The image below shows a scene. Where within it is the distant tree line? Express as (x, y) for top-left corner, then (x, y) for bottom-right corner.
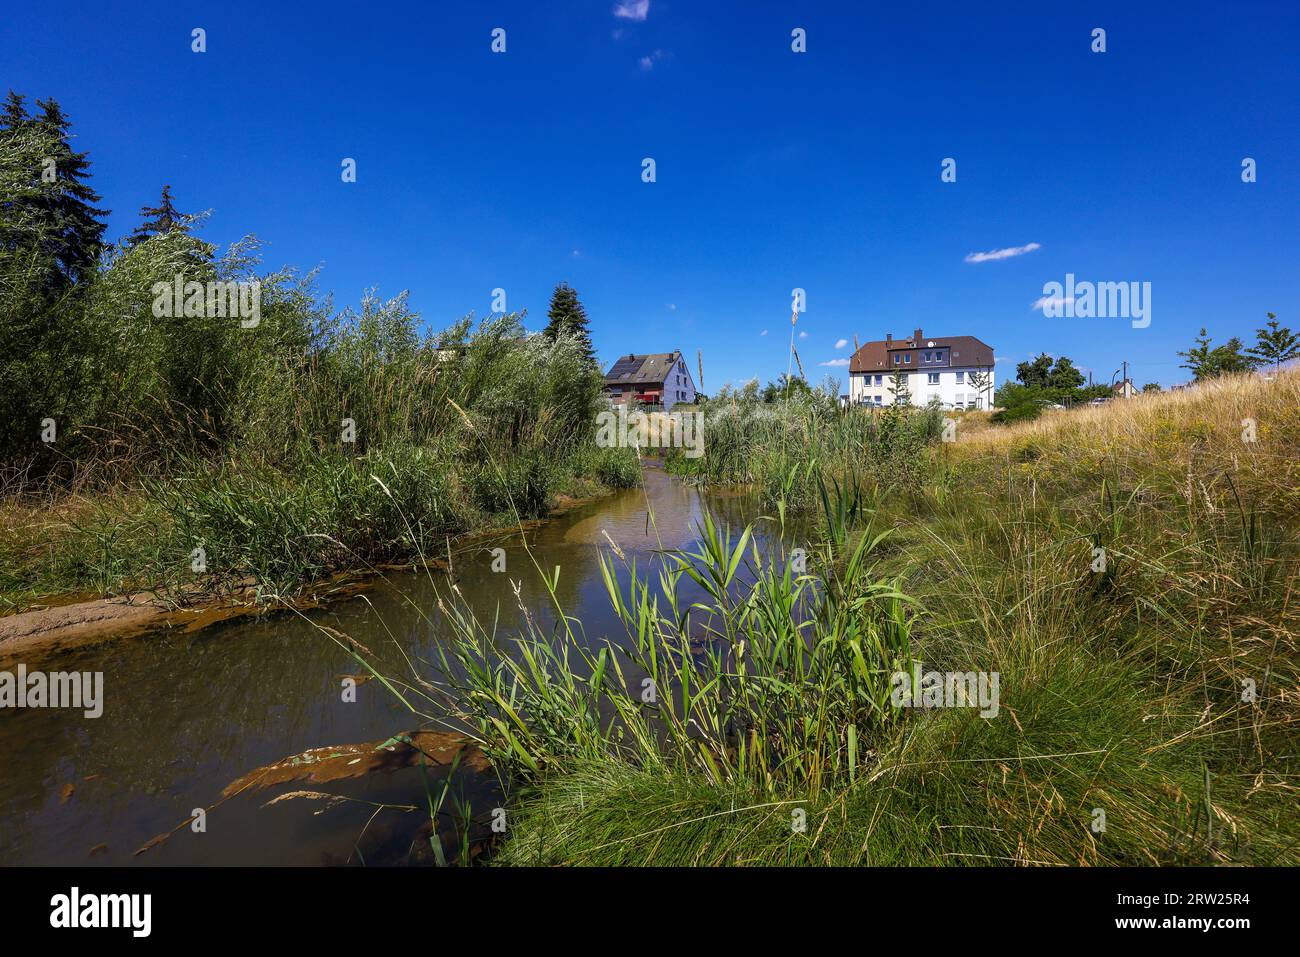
(988, 316), (1295, 425)
(1178, 315), (1298, 381)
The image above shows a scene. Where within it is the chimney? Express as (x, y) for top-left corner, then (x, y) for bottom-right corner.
(886, 333), (892, 346)
(913, 328), (923, 343)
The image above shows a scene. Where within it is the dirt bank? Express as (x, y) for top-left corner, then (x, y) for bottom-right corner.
(0, 488), (610, 662)
(0, 579), (370, 664)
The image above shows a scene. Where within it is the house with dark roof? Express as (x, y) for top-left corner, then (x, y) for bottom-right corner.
(602, 350), (697, 411)
(848, 328), (995, 409)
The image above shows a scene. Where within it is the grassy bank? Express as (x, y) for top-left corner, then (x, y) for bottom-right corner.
(421, 371), (1298, 865)
(1, 229), (640, 612)
(0, 438), (639, 611)
(664, 390), (945, 510)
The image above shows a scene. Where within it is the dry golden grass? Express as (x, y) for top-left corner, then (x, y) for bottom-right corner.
(960, 370), (1299, 449)
(950, 370), (1300, 519)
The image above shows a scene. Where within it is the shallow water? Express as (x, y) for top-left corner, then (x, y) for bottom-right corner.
(0, 463), (779, 865)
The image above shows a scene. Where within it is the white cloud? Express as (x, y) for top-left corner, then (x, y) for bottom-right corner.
(1031, 294), (1073, 312)
(639, 49), (667, 70)
(798, 330), (808, 339)
(667, 303), (676, 311)
(834, 338), (848, 349)
(613, 0), (649, 22)
(759, 329), (768, 336)
(964, 242), (1041, 264)
(820, 358), (850, 367)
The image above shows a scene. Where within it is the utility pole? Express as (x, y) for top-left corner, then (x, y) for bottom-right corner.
(1122, 360), (1128, 397)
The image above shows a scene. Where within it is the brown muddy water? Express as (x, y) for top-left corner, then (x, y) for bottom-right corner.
(0, 464), (783, 865)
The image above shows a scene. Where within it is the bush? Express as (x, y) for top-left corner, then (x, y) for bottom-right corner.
(581, 445), (642, 489)
(469, 448), (559, 519)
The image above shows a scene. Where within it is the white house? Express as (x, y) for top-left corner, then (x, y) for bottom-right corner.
(848, 328), (995, 409)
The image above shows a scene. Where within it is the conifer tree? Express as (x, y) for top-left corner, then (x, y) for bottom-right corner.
(1245, 313), (1299, 374)
(24, 97), (109, 287)
(1, 89), (30, 128)
(543, 282), (596, 366)
(128, 184), (186, 245)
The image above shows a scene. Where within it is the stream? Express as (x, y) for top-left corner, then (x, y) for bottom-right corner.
(0, 463), (783, 865)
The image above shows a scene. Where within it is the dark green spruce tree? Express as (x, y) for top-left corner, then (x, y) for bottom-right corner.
(0, 91), (40, 264)
(128, 184), (187, 245)
(2, 89), (30, 128)
(0, 94), (109, 463)
(543, 282), (596, 367)
(30, 97), (110, 288)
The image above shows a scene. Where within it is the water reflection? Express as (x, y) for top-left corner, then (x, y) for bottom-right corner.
(0, 463), (777, 864)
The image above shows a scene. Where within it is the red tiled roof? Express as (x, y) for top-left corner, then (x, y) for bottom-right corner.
(849, 331), (994, 373)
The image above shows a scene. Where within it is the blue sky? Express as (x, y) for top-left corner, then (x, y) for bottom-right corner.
(4, 0), (1297, 390)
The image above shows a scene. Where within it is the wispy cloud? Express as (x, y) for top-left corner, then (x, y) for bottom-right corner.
(834, 338), (848, 349)
(639, 49), (667, 71)
(613, 0), (649, 22)
(760, 329), (768, 337)
(798, 330), (808, 339)
(820, 358), (850, 367)
(1031, 294), (1073, 312)
(965, 242), (1041, 264)
(667, 303), (676, 311)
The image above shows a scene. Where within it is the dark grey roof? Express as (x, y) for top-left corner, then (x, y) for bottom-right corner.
(603, 351), (683, 386)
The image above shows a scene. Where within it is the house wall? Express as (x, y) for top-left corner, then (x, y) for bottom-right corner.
(849, 367), (995, 409)
(660, 356), (697, 411)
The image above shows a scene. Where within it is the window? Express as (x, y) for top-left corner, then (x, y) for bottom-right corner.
(874, 396), (882, 406)
(893, 354), (901, 365)
(904, 354), (911, 364)
(955, 371), (964, 384)
(928, 373), (940, 385)
(874, 374), (883, 386)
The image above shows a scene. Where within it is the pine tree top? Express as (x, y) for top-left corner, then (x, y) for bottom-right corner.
(2, 89), (29, 128)
(129, 184), (187, 245)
